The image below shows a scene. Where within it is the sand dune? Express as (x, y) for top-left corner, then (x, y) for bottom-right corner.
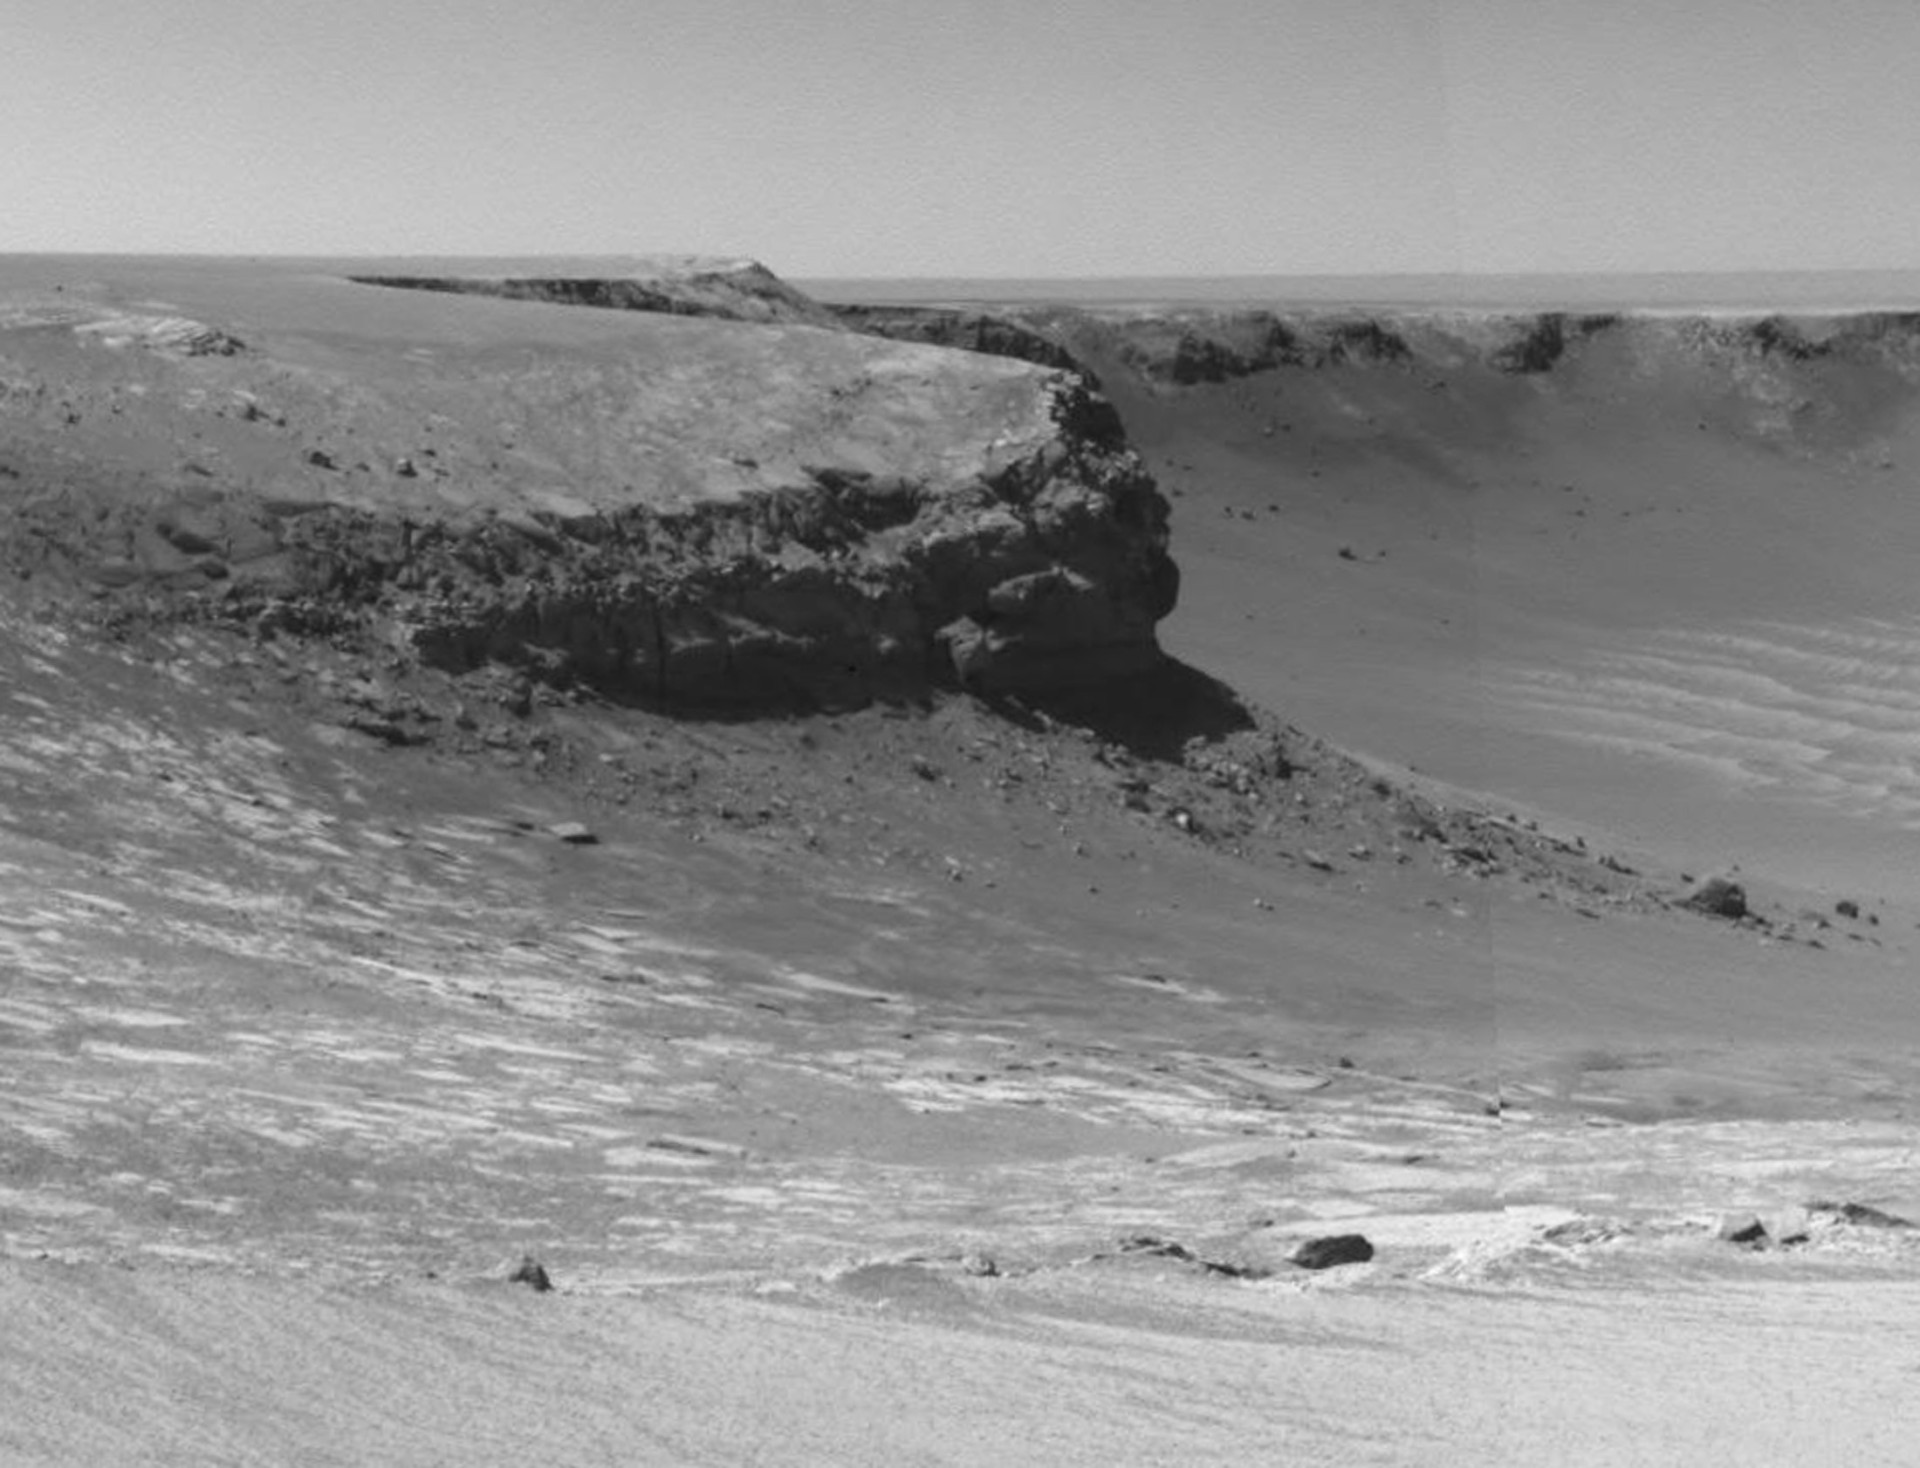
(1492, 615), (1920, 826)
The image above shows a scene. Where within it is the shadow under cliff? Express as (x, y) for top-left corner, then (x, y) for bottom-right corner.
(987, 655), (1256, 760)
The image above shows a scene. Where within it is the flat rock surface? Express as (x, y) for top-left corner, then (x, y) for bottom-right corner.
(0, 255), (1061, 519)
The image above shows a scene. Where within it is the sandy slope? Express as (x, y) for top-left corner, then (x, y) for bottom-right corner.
(3, 262), (1918, 1465)
(7, 1261), (1920, 1467)
(1099, 320), (1920, 903)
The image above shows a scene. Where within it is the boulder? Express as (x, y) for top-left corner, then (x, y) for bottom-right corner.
(508, 1254), (553, 1292)
(1684, 877), (1748, 919)
(1289, 1234), (1375, 1270)
(1717, 1214), (1769, 1246)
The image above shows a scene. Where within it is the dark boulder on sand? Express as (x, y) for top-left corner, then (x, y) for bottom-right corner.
(1290, 1234), (1375, 1270)
(508, 1254), (554, 1292)
(1717, 1214), (1769, 1247)
(1684, 878), (1748, 920)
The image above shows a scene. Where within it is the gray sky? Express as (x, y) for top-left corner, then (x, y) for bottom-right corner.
(7, 0), (1918, 275)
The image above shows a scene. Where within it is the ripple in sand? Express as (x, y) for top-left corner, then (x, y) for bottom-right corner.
(1494, 615), (1920, 828)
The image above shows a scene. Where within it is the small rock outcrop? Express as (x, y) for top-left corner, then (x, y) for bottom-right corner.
(1487, 313), (1621, 374)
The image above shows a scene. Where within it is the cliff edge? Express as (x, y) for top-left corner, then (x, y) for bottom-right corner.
(0, 260), (1175, 707)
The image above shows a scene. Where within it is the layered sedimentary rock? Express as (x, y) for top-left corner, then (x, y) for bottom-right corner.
(0, 263), (1175, 707)
(349, 255), (841, 327)
(828, 304), (1093, 380)
(972, 304), (1920, 400)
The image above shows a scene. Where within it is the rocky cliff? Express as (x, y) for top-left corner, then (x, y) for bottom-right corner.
(0, 262), (1175, 709)
(828, 304), (1094, 380)
(960, 304), (1920, 400)
(349, 255), (841, 327)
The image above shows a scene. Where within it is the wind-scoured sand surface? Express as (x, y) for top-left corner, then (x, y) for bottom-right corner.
(3, 260), (1918, 1463)
(8, 1261), (1919, 1466)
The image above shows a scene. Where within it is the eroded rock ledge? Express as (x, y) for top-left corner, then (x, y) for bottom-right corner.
(259, 376), (1174, 705)
(348, 255), (840, 327)
(0, 270), (1176, 709)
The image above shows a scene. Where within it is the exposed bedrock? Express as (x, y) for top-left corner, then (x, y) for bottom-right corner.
(978, 305), (1920, 396)
(828, 304), (1096, 381)
(0, 286), (1176, 710)
(349, 256), (842, 327)
(272, 379), (1175, 706)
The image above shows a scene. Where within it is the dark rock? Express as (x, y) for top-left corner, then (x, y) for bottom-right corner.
(1684, 877), (1748, 919)
(1717, 1214), (1769, 1246)
(1835, 899), (1860, 919)
(508, 1254), (553, 1292)
(1290, 1234), (1374, 1270)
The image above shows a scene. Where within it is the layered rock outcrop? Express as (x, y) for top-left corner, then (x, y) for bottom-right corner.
(349, 256), (841, 327)
(0, 262), (1176, 709)
(829, 304), (1094, 380)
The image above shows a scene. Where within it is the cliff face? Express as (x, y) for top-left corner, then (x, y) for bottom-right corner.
(828, 305), (1094, 381)
(1011, 309), (1414, 386)
(0, 265), (1175, 709)
(241, 374), (1173, 705)
(349, 256), (841, 327)
(982, 305), (1920, 396)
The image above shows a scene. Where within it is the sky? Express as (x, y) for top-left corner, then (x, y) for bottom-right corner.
(6, 0), (1920, 277)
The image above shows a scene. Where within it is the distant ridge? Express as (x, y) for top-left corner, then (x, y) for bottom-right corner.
(801, 269), (1920, 313)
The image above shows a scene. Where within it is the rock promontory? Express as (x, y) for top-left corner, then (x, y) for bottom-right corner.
(0, 258), (1176, 707)
(349, 255), (842, 327)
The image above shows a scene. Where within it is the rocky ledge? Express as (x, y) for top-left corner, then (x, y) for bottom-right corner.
(349, 255), (842, 327)
(0, 260), (1175, 708)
